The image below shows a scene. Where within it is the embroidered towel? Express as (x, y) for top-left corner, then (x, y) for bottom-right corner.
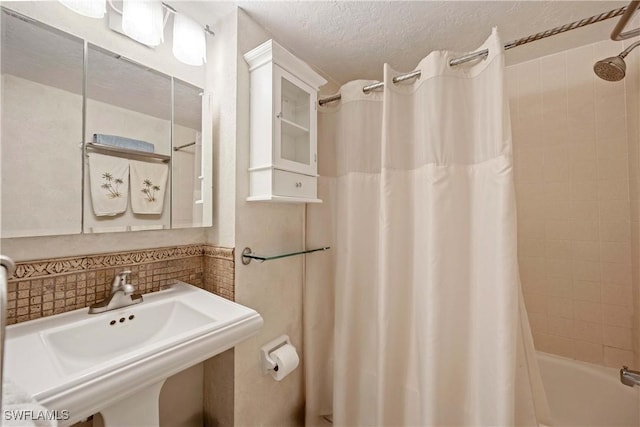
(93, 134), (155, 153)
(130, 160), (169, 214)
(88, 153), (129, 216)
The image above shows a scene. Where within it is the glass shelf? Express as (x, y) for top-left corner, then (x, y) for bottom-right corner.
(241, 246), (330, 265)
(280, 117), (309, 134)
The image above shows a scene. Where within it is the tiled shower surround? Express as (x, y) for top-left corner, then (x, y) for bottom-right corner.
(5, 244), (235, 325)
(509, 38), (640, 368)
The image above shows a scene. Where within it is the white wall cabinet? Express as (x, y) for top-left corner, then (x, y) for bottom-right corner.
(244, 40), (327, 203)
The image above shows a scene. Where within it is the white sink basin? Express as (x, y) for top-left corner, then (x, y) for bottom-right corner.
(4, 282), (263, 426)
(43, 300), (215, 375)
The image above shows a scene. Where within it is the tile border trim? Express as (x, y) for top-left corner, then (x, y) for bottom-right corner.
(10, 244), (233, 280)
(203, 246), (234, 260)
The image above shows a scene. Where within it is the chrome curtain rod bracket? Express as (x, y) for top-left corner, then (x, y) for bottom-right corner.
(318, 4), (631, 106)
(241, 246), (331, 265)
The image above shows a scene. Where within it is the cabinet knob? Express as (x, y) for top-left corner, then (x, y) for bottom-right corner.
(295, 182), (303, 188)
(276, 112), (283, 118)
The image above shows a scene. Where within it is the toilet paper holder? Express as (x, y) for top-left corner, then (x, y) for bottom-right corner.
(260, 334), (292, 374)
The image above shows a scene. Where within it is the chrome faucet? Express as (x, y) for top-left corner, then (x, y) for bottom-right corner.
(620, 366), (640, 387)
(88, 270), (143, 314)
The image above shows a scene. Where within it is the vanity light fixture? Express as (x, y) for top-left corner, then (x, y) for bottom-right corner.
(121, 0), (164, 47)
(58, 0), (106, 19)
(58, 0), (213, 66)
(173, 13), (206, 66)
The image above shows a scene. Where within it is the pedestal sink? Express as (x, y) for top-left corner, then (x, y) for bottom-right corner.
(3, 282), (263, 426)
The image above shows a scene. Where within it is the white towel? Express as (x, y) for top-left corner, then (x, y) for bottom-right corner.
(130, 160), (169, 214)
(2, 379), (58, 426)
(88, 153), (129, 216)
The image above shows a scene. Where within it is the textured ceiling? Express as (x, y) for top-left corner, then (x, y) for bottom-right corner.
(182, 0), (631, 86)
(3, 2), (634, 102)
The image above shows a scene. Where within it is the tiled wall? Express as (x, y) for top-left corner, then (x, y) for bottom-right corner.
(623, 26), (640, 370)
(6, 244), (235, 325)
(508, 39), (640, 368)
(203, 246), (235, 301)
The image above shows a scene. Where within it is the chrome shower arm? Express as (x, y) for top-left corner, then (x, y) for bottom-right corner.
(611, 1), (640, 40)
(619, 40), (640, 58)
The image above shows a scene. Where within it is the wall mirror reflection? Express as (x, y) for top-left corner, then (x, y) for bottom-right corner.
(172, 79), (205, 229)
(1, 8), (212, 238)
(1, 10), (84, 237)
(84, 44), (172, 233)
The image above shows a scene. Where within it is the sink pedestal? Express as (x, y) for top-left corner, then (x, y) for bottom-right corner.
(99, 380), (166, 427)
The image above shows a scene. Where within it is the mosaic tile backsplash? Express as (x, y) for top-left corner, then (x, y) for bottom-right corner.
(6, 244), (234, 325)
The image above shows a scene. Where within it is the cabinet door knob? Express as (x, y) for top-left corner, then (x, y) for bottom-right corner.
(276, 112), (283, 118)
(295, 182), (302, 188)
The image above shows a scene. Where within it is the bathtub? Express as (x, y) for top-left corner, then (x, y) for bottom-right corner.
(537, 351), (640, 426)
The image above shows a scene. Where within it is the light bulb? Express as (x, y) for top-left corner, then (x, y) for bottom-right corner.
(122, 0), (164, 47)
(173, 13), (206, 66)
(58, 0), (106, 18)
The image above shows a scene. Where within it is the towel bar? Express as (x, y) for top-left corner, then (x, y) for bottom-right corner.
(85, 142), (171, 163)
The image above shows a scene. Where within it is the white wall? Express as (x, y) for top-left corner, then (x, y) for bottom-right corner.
(304, 102), (338, 426)
(232, 9), (306, 425)
(204, 9), (238, 248)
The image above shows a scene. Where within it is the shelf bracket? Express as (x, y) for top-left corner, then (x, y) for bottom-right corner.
(241, 246), (330, 265)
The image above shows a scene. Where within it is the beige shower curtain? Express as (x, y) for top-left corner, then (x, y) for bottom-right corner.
(305, 29), (551, 426)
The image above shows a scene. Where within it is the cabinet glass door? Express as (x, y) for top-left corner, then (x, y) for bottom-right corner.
(274, 66), (315, 175)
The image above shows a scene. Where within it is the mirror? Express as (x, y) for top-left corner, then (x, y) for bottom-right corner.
(84, 44), (172, 233)
(0, 8), (212, 238)
(1, 10), (84, 237)
(172, 79), (205, 229)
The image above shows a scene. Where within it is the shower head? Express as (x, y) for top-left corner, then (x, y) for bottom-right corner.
(594, 40), (640, 81)
(594, 55), (627, 81)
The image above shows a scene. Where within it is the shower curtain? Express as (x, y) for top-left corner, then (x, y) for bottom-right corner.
(306, 29), (552, 426)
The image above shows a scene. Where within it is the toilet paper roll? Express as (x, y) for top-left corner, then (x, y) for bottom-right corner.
(270, 343), (299, 381)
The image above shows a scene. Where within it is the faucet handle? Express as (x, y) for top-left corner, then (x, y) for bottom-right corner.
(118, 270), (132, 280)
(118, 271), (135, 295)
(111, 270), (132, 292)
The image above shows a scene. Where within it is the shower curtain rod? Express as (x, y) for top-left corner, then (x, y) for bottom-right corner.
(318, 4), (634, 106)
